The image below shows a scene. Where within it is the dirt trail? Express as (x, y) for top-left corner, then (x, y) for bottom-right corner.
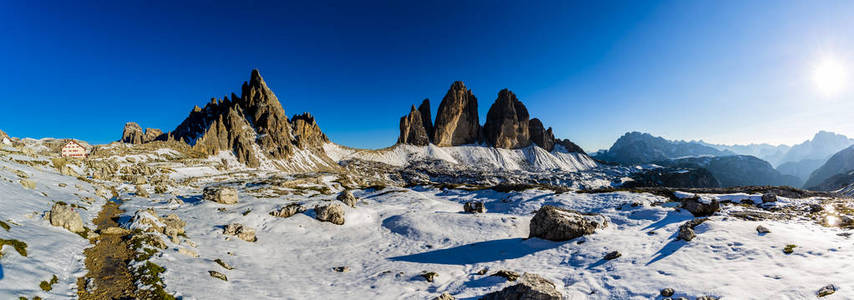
(76, 200), (137, 299)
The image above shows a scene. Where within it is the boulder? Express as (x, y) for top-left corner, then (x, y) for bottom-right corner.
(818, 284), (837, 297)
(434, 292), (455, 300)
(677, 218), (707, 241)
(421, 271), (438, 282)
(209, 270), (228, 281)
(529, 205), (607, 241)
(19, 179), (36, 189)
(433, 81), (480, 146)
(463, 201), (485, 213)
(604, 250), (621, 260)
(528, 118), (555, 151)
(162, 213), (186, 239)
(482, 273), (562, 300)
(761, 193), (777, 203)
(483, 89), (530, 149)
(756, 225), (771, 234)
(223, 223), (256, 242)
(337, 190), (357, 208)
(49, 202), (85, 233)
(661, 288), (675, 297)
(681, 196), (720, 217)
(490, 270), (520, 281)
(270, 203), (306, 218)
(203, 186), (238, 204)
(315, 203), (345, 225)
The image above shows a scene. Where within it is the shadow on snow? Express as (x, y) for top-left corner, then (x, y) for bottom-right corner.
(388, 238), (563, 265)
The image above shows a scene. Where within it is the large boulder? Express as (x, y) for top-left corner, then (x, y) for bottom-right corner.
(223, 223), (257, 242)
(483, 89), (531, 149)
(482, 273), (562, 300)
(203, 186), (238, 204)
(433, 81), (480, 146)
(529, 205), (607, 241)
(49, 202), (85, 233)
(336, 190), (357, 208)
(681, 196), (720, 217)
(315, 203), (345, 225)
(528, 118), (555, 151)
(677, 218), (707, 241)
(463, 201), (485, 213)
(397, 105), (431, 146)
(270, 203), (306, 218)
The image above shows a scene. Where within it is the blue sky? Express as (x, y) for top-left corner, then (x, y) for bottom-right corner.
(2, 1), (854, 151)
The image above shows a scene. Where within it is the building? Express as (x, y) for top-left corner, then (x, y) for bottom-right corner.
(61, 140), (87, 158)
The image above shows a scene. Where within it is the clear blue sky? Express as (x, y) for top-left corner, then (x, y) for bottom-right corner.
(2, 1), (854, 151)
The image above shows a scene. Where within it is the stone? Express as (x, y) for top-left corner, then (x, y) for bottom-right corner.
(162, 214), (186, 239)
(135, 184), (149, 198)
(337, 190), (357, 208)
(209, 270), (228, 281)
(677, 218), (707, 242)
(203, 186), (238, 204)
(315, 203), (346, 225)
(604, 251), (621, 260)
(215, 258), (234, 270)
(529, 205), (607, 241)
(421, 271), (438, 282)
(178, 247), (199, 258)
(19, 179), (36, 189)
(49, 202), (85, 233)
(756, 225), (771, 234)
(463, 201), (485, 213)
(101, 227), (130, 235)
(482, 273), (562, 300)
(434, 292), (455, 300)
(528, 118), (555, 151)
(142, 128), (164, 143)
(333, 266), (350, 272)
(661, 288), (675, 297)
(270, 203), (306, 218)
(490, 270), (520, 281)
(818, 284), (837, 297)
(762, 193), (777, 203)
(398, 105), (431, 146)
(483, 89), (530, 149)
(681, 196), (720, 217)
(223, 223), (256, 242)
(433, 81), (480, 146)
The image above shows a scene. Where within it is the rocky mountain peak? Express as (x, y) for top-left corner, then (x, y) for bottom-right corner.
(417, 99), (433, 139)
(528, 118), (555, 151)
(483, 89), (531, 149)
(291, 112), (329, 148)
(121, 122), (165, 144)
(398, 105), (431, 146)
(433, 81), (480, 146)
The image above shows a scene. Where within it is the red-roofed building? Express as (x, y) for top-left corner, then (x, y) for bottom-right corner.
(61, 140), (87, 158)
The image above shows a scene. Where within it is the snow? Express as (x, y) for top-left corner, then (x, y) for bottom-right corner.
(110, 184), (854, 299)
(323, 143), (598, 172)
(0, 152), (106, 298)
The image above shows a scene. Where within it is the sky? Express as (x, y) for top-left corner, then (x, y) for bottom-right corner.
(2, 1), (854, 152)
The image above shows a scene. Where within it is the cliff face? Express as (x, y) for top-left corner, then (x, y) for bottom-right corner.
(483, 89), (530, 149)
(432, 81), (481, 146)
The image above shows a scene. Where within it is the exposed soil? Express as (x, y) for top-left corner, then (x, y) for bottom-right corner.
(76, 200), (137, 299)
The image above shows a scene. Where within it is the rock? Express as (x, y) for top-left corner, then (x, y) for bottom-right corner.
(490, 270), (520, 281)
(315, 203), (345, 225)
(783, 244), (796, 254)
(336, 190), (357, 208)
(661, 288), (675, 297)
(19, 179), (36, 189)
(483, 89), (530, 149)
(756, 225), (771, 234)
(121, 122), (144, 144)
(761, 193), (777, 203)
(270, 203), (306, 218)
(333, 266), (350, 272)
(417, 99), (434, 140)
(818, 284), (837, 297)
(528, 118), (555, 151)
(49, 202), (85, 233)
(133, 176), (147, 185)
(178, 247), (199, 258)
(677, 218), (707, 241)
(604, 251), (621, 260)
(681, 196), (720, 217)
(101, 227), (130, 235)
(60, 164), (78, 176)
(434, 292), (455, 300)
(421, 271), (438, 282)
(529, 205), (607, 241)
(555, 138), (587, 154)
(696, 297), (718, 300)
(215, 258), (234, 270)
(433, 81), (480, 146)
(209, 270), (228, 281)
(463, 201), (485, 213)
(135, 184), (149, 198)
(162, 214), (186, 239)
(291, 112), (330, 149)
(223, 223), (256, 242)
(398, 105), (432, 146)
(482, 273), (562, 300)
(129, 209), (165, 233)
(203, 186), (238, 204)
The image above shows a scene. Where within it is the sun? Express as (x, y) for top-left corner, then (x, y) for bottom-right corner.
(812, 57), (848, 97)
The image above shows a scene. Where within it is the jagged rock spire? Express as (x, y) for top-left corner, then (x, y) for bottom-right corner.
(433, 81), (480, 146)
(483, 89), (531, 149)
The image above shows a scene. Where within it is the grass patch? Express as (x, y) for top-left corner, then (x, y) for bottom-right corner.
(783, 244), (797, 254)
(0, 220), (10, 231)
(0, 238), (28, 257)
(75, 227), (91, 239)
(39, 274), (58, 291)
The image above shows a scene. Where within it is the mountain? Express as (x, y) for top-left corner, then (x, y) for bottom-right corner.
(121, 69), (334, 171)
(594, 132), (734, 164)
(661, 155), (801, 187)
(702, 142), (790, 166)
(0, 128), (10, 145)
(396, 82), (582, 153)
(804, 145), (854, 189)
(776, 159), (825, 184)
(780, 131), (854, 165)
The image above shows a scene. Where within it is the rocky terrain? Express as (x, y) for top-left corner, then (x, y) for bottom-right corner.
(2, 71), (854, 299)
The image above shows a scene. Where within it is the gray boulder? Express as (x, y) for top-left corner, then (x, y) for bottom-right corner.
(270, 203), (306, 218)
(529, 205), (607, 241)
(315, 203), (346, 225)
(203, 186), (238, 204)
(49, 202), (85, 233)
(681, 196), (719, 217)
(223, 223), (256, 242)
(677, 218), (707, 241)
(337, 190), (357, 208)
(463, 201), (485, 213)
(482, 273), (562, 300)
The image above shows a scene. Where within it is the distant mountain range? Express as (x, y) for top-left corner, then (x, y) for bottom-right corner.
(592, 132), (734, 164)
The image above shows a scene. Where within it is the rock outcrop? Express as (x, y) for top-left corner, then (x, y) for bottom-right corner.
(337, 190), (357, 208)
(483, 89), (530, 149)
(417, 99), (433, 139)
(121, 122), (164, 144)
(315, 203), (345, 225)
(291, 112), (329, 149)
(398, 105), (431, 146)
(0, 128), (10, 143)
(482, 273), (562, 300)
(463, 201), (485, 213)
(223, 223), (257, 242)
(681, 196), (720, 217)
(555, 138), (586, 154)
(528, 118), (555, 151)
(203, 186), (238, 204)
(529, 205), (607, 241)
(433, 82), (480, 146)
